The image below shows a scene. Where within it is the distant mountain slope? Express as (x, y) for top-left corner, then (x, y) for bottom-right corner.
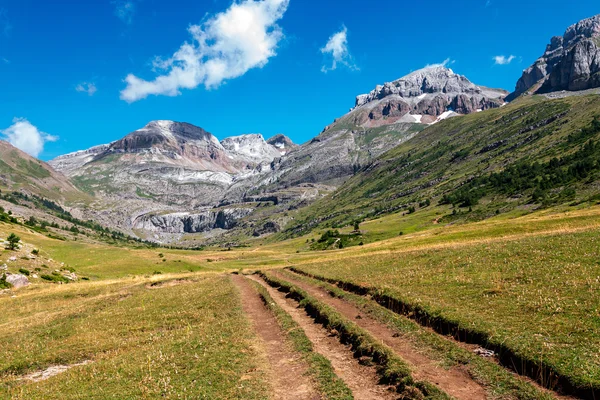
(49, 121), (295, 240)
(259, 66), (507, 190)
(285, 94), (600, 236)
(0, 140), (87, 204)
(509, 14), (600, 100)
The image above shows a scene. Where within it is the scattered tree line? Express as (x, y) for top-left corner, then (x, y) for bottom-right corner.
(441, 117), (600, 207)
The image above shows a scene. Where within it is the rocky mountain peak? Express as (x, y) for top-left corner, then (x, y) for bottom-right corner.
(220, 134), (281, 164)
(509, 14), (600, 100)
(108, 120), (221, 154)
(354, 66), (486, 108)
(350, 67), (506, 126)
(267, 134), (297, 156)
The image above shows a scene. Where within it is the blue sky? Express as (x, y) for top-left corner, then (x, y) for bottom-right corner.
(0, 0), (598, 160)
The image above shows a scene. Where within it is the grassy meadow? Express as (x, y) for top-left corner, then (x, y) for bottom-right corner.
(0, 275), (268, 399)
(1, 202), (600, 396)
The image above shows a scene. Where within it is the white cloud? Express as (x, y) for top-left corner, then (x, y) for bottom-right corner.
(1, 118), (58, 158)
(320, 26), (357, 73)
(113, 1), (135, 25)
(120, 0), (289, 103)
(75, 82), (98, 96)
(425, 58), (455, 68)
(494, 55), (516, 65)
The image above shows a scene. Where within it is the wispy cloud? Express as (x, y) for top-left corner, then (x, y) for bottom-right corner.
(113, 0), (136, 25)
(425, 58), (455, 68)
(485, 0), (492, 7)
(1, 118), (58, 158)
(0, 8), (12, 37)
(120, 0), (290, 103)
(493, 55), (516, 65)
(75, 82), (98, 96)
(1, 58), (9, 64)
(320, 26), (357, 73)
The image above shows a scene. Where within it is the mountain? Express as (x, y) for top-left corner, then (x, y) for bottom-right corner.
(0, 140), (86, 204)
(49, 121), (293, 241)
(258, 66), (507, 189)
(509, 14), (600, 100)
(267, 134), (298, 156)
(49, 67), (509, 243)
(353, 66), (507, 124)
(285, 93), (600, 237)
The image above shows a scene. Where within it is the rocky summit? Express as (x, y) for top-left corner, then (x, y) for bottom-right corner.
(509, 14), (600, 100)
(352, 66), (507, 126)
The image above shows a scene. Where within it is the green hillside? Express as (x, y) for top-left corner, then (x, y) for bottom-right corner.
(285, 94), (600, 237)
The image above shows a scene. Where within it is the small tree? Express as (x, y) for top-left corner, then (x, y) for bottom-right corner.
(353, 221), (360, 231)
(6, 233), (20, 250)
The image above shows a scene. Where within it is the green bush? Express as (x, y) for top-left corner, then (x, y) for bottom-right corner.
(0, 274), (12, 289)
(18, 268), (30, 276)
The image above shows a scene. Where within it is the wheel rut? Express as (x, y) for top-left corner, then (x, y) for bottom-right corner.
(271, 270), (488, 400)
(231, 274), (319, 400)
(246, 274), (399, 400)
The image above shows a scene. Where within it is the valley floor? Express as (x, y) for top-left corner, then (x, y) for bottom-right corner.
(1, 204), (600, 398)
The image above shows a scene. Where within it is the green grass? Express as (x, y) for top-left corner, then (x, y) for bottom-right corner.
(292, 227), (600, 393)
(0, 275), (268, 399)
(248, 278), (354, 399)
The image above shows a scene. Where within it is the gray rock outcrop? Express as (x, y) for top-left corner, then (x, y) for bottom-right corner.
(133, 208), (254, 234)
(509, 14), (600, 100)
(6, 273), (29, 289)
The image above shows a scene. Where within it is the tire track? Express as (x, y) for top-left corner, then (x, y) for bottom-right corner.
(272, 270), (488, 400)
(245, 274), (399, 400)
(231, 275), (319, 400)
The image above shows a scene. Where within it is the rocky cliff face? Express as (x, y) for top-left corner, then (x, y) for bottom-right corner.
(509, 14), (600, 100)
(132, 208), (254, 234)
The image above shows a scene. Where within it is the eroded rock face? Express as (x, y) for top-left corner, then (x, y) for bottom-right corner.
(132, 208), (254, 234)
(509, 14), (600, 99)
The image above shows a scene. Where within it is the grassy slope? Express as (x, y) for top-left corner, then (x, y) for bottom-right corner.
(0, 141), (89, 206)
(286, 95), (600, 235)
(0, 275), (268, 399)
(293, 227), (600, 390)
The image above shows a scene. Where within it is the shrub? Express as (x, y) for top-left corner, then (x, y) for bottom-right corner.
(18, 268), (30, 276)
(5, 233), (20, 250)
(31, 249), (39, 255)
(40, 274), (69, 283)
(0, 274), (12, 289)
